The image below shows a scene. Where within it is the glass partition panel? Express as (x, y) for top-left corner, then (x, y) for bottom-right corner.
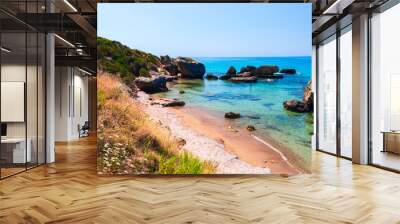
(339, 27), (352, 158)
(1, 31), (27, 177)
(27, 31), (38, 169)
(371, 3), (400, 171)
(317, 35), (337, 154)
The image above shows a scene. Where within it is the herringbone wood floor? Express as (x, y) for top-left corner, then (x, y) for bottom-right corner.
(1, 136), (400, 224)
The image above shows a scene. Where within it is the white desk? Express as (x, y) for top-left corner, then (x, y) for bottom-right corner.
(1, 138), (31, 163)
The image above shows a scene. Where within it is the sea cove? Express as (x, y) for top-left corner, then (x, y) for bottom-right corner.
(155, 56), (312, 168)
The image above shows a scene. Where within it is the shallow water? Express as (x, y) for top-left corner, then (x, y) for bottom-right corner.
(155, 57), (312, 167)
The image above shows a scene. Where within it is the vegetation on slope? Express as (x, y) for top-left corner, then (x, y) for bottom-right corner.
(97, 37), (161, 86)
(97, 72), (216, 174)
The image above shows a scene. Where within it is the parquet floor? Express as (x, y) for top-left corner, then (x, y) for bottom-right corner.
(1, 136), (400, 224)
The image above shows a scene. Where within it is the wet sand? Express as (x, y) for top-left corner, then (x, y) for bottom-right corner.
(138, 92), (302, 174)
(170, 106), (302, 175)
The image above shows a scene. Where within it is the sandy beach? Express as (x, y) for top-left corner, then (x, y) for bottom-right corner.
(137, 92), (302, 175)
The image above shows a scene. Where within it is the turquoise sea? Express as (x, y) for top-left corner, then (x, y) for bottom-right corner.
(157, 57), (312, 167)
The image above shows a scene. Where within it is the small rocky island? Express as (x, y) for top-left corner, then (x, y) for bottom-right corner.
(130, 54), (299, 93)
(283, 81), (313, 113)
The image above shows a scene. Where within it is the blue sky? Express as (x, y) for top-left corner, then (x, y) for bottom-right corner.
(98, 3), (311, 57)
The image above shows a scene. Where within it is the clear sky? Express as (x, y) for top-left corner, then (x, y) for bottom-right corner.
(98, 3), (311, 57)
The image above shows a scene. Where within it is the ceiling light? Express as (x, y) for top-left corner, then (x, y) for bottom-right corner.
(1, 47), (11, 53)
(63, 0), (78, 12)
(54, 34), (75, 48)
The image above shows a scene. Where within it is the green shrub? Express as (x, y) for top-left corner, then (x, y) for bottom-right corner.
(159, 151), (208, 174)
(97, 36), (160, 85)
(139, 68), (150, 77)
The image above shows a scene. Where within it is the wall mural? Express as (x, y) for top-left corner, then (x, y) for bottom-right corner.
(97, 3), (312, 175)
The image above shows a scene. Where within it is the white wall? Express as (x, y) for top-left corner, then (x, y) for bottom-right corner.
(54, 67), (89, 141)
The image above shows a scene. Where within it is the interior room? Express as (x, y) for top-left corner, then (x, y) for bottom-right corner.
(0, 12), (46, 178)
(370, 2), (400, 171)
(0, 0), (97, 179)
(0, 0), (399, 223)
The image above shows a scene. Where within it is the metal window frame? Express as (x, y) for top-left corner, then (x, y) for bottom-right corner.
(0, 0), (48, 180)
(367, 0), (400, 173)
(315, 22), (353, 161)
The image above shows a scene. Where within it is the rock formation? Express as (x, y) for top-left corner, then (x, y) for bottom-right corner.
(254, 65), (279, 77)
(205, 73), (218, 80)
(176, 57), (206, 79)
(239, 65), (257, 74)
(225, 112), (241, 119)
(134, 76), (168, 94)
(283, 81), (313, 113)
(226, 66), (237, 76)
(280, 68), (296, 74)
(151, 98), (185, 107)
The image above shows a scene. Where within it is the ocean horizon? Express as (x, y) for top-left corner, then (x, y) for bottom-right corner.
(155, 56), (313, 167)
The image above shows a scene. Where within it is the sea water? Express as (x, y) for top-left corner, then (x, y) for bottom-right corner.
(156, 57), (312, 167)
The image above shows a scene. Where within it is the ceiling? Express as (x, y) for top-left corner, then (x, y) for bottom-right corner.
(0, 0), (395, 73)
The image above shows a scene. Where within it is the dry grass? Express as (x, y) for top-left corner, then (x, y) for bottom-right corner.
(97, 71), (216, 174)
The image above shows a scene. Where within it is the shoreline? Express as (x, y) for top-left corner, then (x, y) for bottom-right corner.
(137, 92), (302, 175)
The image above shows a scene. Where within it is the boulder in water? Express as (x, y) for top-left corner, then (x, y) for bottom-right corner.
(239, 65), (257, 74)
(280, 68), (296, 74)
(225, 112), (241, 119)
(205, 73), (218, 80)
(176, 57), (206, 79)
(283, 100), (307, 113)
(254, 65), (279, 77)
(226, 66), (237, 76)
(247, 125), (256, 132)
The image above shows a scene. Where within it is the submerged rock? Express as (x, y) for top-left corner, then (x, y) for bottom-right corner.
(179, 90), (185, 94)
(205, 73), (218, 80)
(135, 76), (168, 93)
(280, 68), (296, 74)
(247, 125), (256, 132)
(283, 100), (307, 113)
(225, 112), (241, 119)
(176, 57), (206, 79)
(219, 74), (232, 80)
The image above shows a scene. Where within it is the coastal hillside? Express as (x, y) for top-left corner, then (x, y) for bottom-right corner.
(97, 37), (313, 173)
(97, 37), (161, 85)
(97, 71), (216, 174)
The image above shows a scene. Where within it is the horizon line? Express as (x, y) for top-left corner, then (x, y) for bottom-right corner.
(190, 55), (311, 58)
